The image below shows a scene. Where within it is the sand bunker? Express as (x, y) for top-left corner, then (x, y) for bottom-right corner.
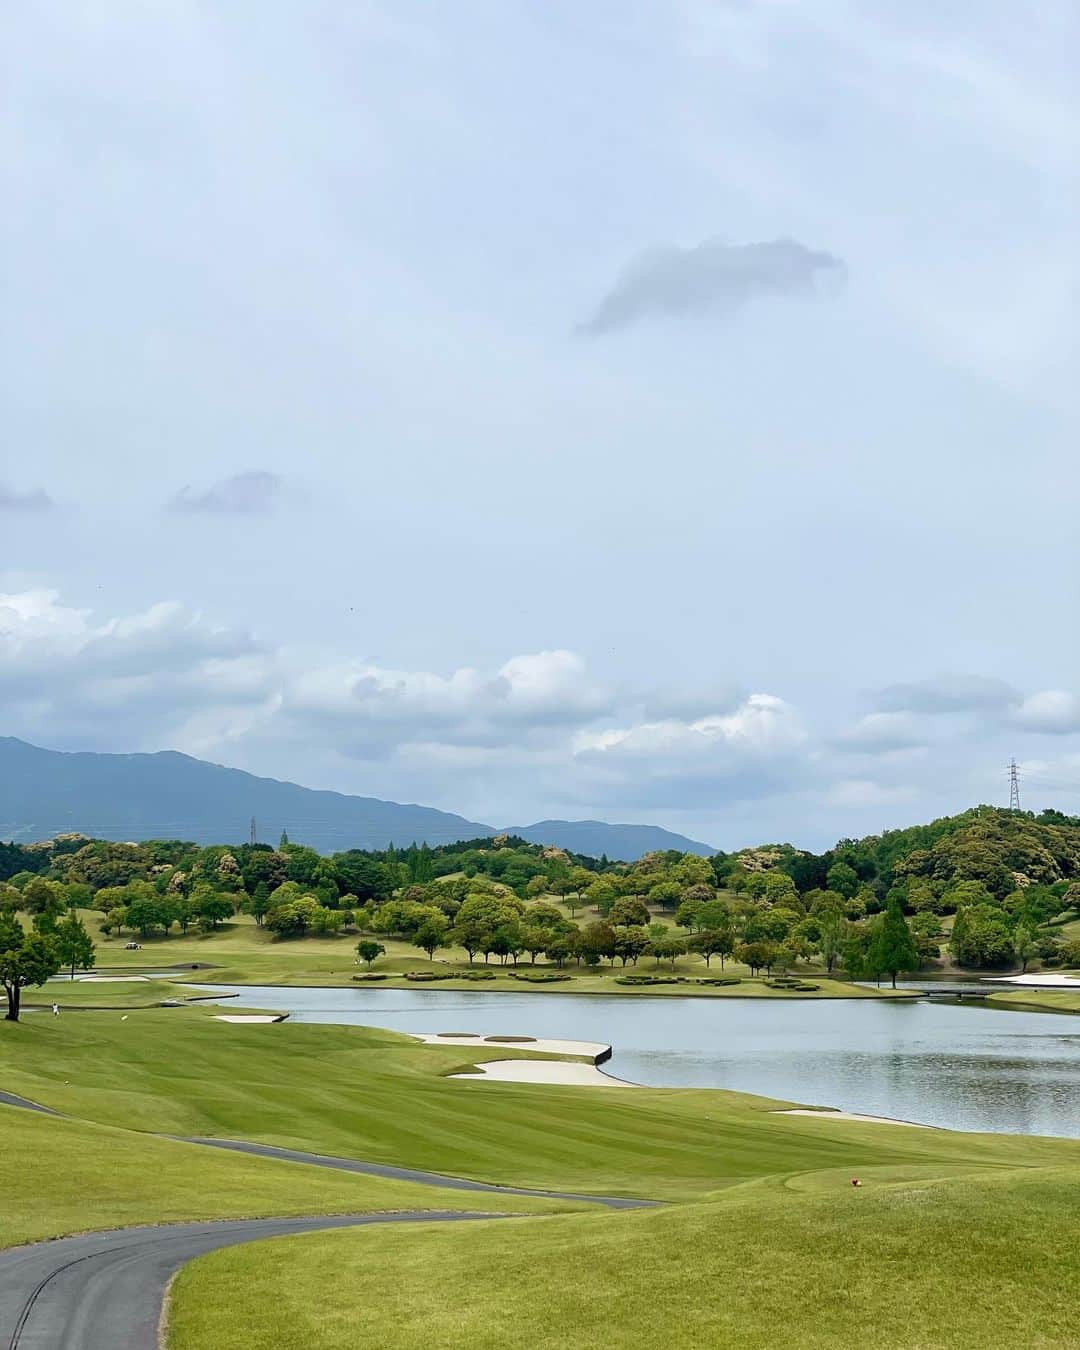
(451, 1059), (636, 1087)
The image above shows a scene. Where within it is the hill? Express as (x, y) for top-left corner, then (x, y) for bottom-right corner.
(0, 738), (713, 861)
(504, 818), (715, 858)
(0, 737), (492, 853)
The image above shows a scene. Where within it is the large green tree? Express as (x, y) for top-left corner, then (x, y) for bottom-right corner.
(867, 896), (919, 987)
(0, 916), (60, 1022)
(55, 910), (96, 981)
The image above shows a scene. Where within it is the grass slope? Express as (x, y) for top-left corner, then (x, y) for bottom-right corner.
(169, 1166), (1080, 1350)
(0, 1108), (568, 1250)
(2, 1012), (1075, 1202)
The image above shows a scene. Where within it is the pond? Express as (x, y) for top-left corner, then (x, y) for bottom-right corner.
(197, 984), (1080, 1138)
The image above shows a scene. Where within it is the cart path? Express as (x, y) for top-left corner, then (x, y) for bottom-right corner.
(0, 1213), (509, 1350)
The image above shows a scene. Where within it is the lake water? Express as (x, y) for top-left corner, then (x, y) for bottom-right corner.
(199, 984), (1080, 1138)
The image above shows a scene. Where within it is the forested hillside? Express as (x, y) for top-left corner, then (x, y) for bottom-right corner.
(3, 806), (1079, 979)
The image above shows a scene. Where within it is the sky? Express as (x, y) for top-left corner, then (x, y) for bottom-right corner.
(3, 1), (1080, 850)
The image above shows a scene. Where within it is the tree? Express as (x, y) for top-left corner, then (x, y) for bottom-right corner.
(250, 881), (271, 926)
(735, 940), (778, 976)
(126, 896), (167, 938)
(613, 926), (649, 966)
(414, 913), (450, 960)
(583, 879), (616, 917)
(1013, 924), (1037, 973)
(489, 920), (524, 965)
(197, 892), (233, 931)
(674, 899), (702, 932)
(55, 910), (95, 981)
(817, 913), (844, 973)
(279, 829), (290, 849)
(0, 916), (60, 1021)
(826, 861), (859, 899)
(610, 896), (650, 928)
(582, 921), (618, 965)
(649, 936), (688, 971)
(867, 895), (919, 988)
(265, 895), (321, 938)
(520, 925), (548, 964)
(356, 940), (385, 968)
(649, 881), (682, 912)
(694, 928), (734, 968)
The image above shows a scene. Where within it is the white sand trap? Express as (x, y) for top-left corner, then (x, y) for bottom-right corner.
(452, 1059), (637, 1087)
(987, 972), (1080, 988)
(213, 1014), (283, 1024)
(776, 1109), (930, 1128)
(411, 1032), (611, 1060)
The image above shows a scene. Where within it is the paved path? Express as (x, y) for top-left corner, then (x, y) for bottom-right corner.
(179, 1135), (654, 1209)
(2, 1090), (656, 1346)
(0, 1091), (59, 1116)
(0, 1212), (505, 1350)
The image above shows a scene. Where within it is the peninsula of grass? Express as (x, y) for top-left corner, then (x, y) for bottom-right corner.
(73, 912), (914, 1000)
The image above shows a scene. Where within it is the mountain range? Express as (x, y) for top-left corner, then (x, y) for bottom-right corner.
(0, 737), (716, 861)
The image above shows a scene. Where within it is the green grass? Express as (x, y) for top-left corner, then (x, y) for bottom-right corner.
(0, 1106), (569, 1250)
(2, 1010), (1076, 1203)
(986, 989), (1080, 1014)
(168, 1165), (1080, 1350)
(21, 976), (204, 1009)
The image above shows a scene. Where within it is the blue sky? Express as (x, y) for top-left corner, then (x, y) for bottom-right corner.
(3, 2), (1079, 848)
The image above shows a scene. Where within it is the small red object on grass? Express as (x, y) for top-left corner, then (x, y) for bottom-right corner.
(851, 1178), (862, 1187)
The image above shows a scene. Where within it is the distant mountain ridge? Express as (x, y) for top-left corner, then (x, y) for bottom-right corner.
(0, 738), (716, 862)
(504, 819), (715, 859)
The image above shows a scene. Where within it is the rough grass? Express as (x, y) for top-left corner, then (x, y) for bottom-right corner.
(2, 1011), (1076, 1202)
(0, 1107), (568, 1250)
(168, 1165), (1080, 1350)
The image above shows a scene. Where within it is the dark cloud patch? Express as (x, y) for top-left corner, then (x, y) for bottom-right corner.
(0, 484), (55, 512)
(579, 236), (845, 335)
(169, 470), (284, 515)
(875, 674), (1019, 716)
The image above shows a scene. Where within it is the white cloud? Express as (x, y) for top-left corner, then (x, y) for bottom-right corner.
(169, 471), (285, 515)
(1013, 690), (1080, 735)
(571, 695), (808, 806)
(837, 711), (927, 752)
(825, 779), (917, 809)
(580, 237), (845, 335)
(0, 485), (54, 512)
(874, 674), (1019, 716)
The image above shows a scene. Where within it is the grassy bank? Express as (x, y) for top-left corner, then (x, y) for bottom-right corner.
(0, 1107), (571, 1250)
(169, 1164), (1080, 1350)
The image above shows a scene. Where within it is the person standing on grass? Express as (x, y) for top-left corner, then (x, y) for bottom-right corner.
(52, 1003), (59, 1016)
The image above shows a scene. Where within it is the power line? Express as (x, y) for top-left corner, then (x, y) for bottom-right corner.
(1007, 758), (1021, 812)
(250, 816), (257, 845)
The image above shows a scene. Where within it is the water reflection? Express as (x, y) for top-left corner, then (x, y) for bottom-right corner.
(197, 985), (1080, 1138)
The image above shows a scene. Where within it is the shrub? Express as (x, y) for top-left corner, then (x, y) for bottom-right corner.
(351, 972), (389, 982)
(460, 969), (497, 980)
(507, 970), (573, 983)
(615, 974), (680, 986)
(698, 977), (742, 986)
(404, 970), (456, 982)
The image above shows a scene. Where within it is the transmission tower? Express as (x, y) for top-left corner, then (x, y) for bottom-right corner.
(250, 815), (257, 845)
(1007, 759), (1021, 812)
